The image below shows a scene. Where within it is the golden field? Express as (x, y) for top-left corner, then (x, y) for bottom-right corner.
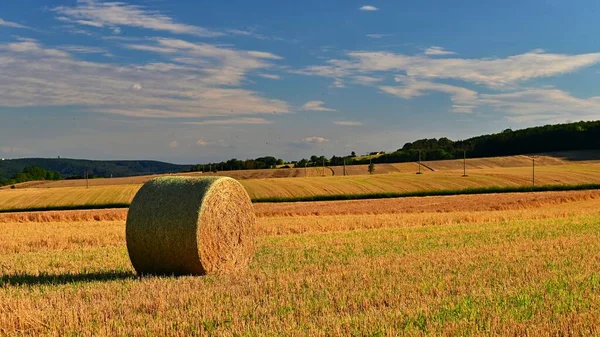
(1, 191), (600, 335)
(2, 163), (600, 210)
(4, 153), (596, 190)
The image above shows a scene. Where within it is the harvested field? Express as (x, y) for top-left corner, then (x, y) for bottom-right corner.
(1, 191), (600, 335)
(1, 163), (600, 211)
(6, 152), (598, 191)
(1, 189), (598, 223)
(243, 164), (600, 199)
(330, 162), (419, 176)
(2, 167), (331, 189)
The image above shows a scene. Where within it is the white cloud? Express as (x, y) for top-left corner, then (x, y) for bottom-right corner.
(380, 77), (479, 113)
(298, 49), (600, 88)
(293, 47), (600, 122)
(59, 45), (108, 54)
(366, 34), (384, 39)
(333, 121), (363, 126)
(425, 46), (456, 56)
(168, 140), (178, 148)
(479, 88), (600, 122)
(0, 39), (290, 119)
(0, 18), (30, 29)
(301, 137), (329, 144)
(196, 139), (208, 146)
(301, 101), (336, 112)
(53, 0), (222, 37)
(124, 38), (284, 86)
(352, 75), (382, 85)
(332, 78), (345, 88)
(356, 50), (600, 88)
(360, 5), (379, 11)
(184, 118), (274, 125)
(258, 73), (281, 80)
(247, 51), (283, 60)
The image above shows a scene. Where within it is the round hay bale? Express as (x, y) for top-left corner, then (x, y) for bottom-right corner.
(126, 176), (255, 276)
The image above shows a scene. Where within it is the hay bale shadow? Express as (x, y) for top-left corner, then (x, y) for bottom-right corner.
(1, 271), (136, 287)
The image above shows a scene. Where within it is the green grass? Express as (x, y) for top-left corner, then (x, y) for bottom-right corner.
(1, 183), (600, 213)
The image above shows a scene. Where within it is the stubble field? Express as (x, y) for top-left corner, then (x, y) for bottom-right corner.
(2, 163), (600, 211)
(1, 191), (599, 336)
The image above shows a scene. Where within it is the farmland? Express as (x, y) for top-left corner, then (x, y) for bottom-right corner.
(1, 163), (600, 211)
(1, 191), (600, 335)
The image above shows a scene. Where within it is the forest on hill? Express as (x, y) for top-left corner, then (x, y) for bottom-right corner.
(200, 120), (600, 169)
(0, 159), (190, 186)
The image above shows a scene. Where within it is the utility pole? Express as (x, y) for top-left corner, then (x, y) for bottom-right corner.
(322, 157), (325, 177)
(463, 149), (467, 177)
(85, 168), (89, 189)
(532, 155), (537, 187)
(417, 150), (422, 174)
(305, 161), (307, 177)
(343, 158), (346, 176)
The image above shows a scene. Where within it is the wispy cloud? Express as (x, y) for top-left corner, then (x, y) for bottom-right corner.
(0, 38), (289, 119)
(0, 18), (30, 29)
(424, 46), (456, 56)
(380, 77), (479, 113)
(301, 101), (336, 111)
(352, 75), (383, 85)
(366, 34), (392, 39)
(301, 137), (329, 144)
(360, 5), (379, 11)
(333, 121), (363, 126)
(297, 49), (600, 88)
(168, 140), (178, 148)
(258, 73), (281, 80)
(59, 45), (109, 54)
(53, 0), (222, 37)
(184, 118), (274, 125)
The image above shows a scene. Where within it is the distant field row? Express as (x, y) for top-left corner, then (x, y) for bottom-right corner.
(1, 164), (600, 211)
(6, 153), (597, 190)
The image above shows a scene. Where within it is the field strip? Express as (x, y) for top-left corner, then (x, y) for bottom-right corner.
(1, 183), (600, 213)
(2, 189), (600, 223)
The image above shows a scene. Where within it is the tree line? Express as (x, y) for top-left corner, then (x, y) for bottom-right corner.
(0, 166), (61, 187)
(270, 120), (600, 168)
(189, 157), (285, 172)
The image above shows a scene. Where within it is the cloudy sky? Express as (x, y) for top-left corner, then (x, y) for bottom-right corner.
(1, 0), (600, 163)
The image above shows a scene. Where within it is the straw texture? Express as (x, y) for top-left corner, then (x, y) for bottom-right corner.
(126, 176), (255, 275)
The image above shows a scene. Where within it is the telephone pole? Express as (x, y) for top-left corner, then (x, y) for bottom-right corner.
(322, 156), (325, 177)
(532, 155), (537, 187)
(417, 150), (422, 174)
(462, 149), (467, 177)
(343, 158), (346, 176)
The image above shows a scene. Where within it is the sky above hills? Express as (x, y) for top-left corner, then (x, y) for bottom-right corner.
(1, 0), (600, 163)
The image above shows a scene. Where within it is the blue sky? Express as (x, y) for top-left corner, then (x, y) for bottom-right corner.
(1, 0), (600, 163)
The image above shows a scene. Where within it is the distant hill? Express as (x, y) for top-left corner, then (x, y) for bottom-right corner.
(336, 120), (600, 166)
(0, 158), (191, 181)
